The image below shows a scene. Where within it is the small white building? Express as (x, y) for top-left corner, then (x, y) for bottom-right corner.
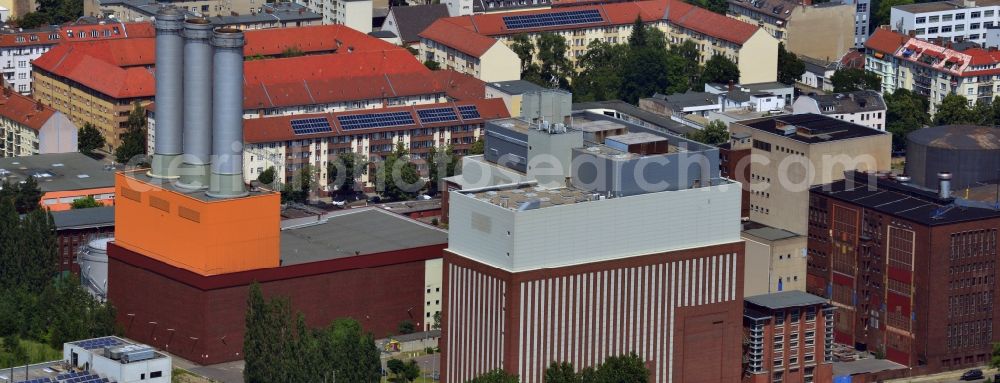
(792, 90), (887, 131)
(63, 336), (171, 383)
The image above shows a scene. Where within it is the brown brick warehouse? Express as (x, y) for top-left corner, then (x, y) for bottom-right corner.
(807, 171), (1000, 374)
(441, 243), (746, 383)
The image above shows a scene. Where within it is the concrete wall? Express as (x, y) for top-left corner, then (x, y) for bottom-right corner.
(786, 4), (855, 61)
(738, 30), (780, 84)
(571, 147), (721, 197)
(37, 111), (79, 154)
(480, 44), (521, 82)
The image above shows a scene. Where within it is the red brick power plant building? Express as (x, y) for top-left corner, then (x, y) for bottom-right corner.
(807, 170), (1000, 374)
(107, 10), (447, 365)
(441, 110), (746, 382)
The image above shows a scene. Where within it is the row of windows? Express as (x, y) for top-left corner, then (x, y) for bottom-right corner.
(947, 320), (993, 349)
(947, 291), (993, 318)
(916, 10), (995, 24)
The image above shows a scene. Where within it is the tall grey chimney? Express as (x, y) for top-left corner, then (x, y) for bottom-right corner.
(149, 7), (184, 179)
(207, 28), (248, 198)
(939, 172), (952, 199)
(177, 18), (214, 189)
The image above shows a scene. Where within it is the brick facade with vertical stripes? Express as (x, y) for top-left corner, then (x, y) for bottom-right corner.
(441, 241), (745, 383)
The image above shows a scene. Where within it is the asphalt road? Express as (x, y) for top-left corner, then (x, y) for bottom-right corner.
(887, 367), (998, 383)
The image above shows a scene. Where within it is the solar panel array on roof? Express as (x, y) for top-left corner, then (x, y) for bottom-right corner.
(502, 9), (604, 30)
(54, 372), (111, 383)
(16, 378), (52, 383)
(72, 337), (122, 350)
(337, 111), (415, 130)
(417, 107), (458, 124)
(458, 105), (481, 120)
(290, 117), (332, 135)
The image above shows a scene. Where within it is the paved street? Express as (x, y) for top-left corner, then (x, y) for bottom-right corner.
(887, 367), (998, 383)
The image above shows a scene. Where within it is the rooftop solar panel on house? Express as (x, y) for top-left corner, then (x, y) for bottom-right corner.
(502, 9), (604, 30)
(337, 111), (415, 131)
(290, 117), (333, 135)
(72, 337), (122, 350)
(458, 105), (481, 120)
(417, 107), (458, 124)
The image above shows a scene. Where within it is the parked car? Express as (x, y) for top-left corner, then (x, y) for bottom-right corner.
(960, 369), (984, 381)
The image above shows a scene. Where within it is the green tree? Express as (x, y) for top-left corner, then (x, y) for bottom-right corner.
(573, 41), (628, 102)
(686, 120), (731, 146)
(544, 362), (579, 383)
(70, 196), (102, 209)
(257, 166), (276, 187)
(872, 0), (913, 33)
(468, 369), (519, 383)
(243, 283), (270, 383)
(281, 46), (305, 58)
(328, 152), (367, 196)
(77, 123), (105, 156)
(432, 311), (441, 330)
(627, 16), (648, 48)
(700, 54), (740, 85)
(695, 0), (730, 13)
(592, 353), (649, 382)
(777, 43), (806, 85)
(669, 40), (702, 88)
(991, 342), (1000, 370)
(469, 136), (485, 155)
(14, 176), (42, 214)
(830, 68), (881, 93)
(379, 142), (421, 201)
(535, 32), (573, 88)
(387, 358), (406, 381)
(15, 12), (51, 29)
(510, 34), (542, 83)
(424, 60), (441, 70)
(934, 94), (976, 125)
(114, 103), (148, 165)
(397, 320), (415, 335)
(884, 89), (929, 150)
(427, 145), (458, 195)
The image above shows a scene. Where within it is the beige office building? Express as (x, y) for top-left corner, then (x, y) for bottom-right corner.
(729, 113), (891, 235)
(742, 221), (808, 297)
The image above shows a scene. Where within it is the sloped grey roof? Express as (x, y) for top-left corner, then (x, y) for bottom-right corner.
(389, 4), (449, 44)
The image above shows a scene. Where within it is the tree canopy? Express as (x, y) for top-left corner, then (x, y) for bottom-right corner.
(883, 89), (930, 151)
(78, 123), (105, 156)
(933, 94), (977, 126)
(686, 120), (731, 146)
(830, 68), (881, 93)
(70, 196), (102, 210)
(256, 166), (276, 187)
(427, 145), (458, 195)
(243, 284), (382, 383)
(14, 0), (81, 29)
(327, 153), (367, 196)
(777, 43), (806, 85)
(114, 103), (148, 165)
(700, 54), (741, 86)
(468, 369), (520, 383)
(378, 143), (421, 201)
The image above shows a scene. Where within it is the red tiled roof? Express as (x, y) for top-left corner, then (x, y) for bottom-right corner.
(243, 98), (510, 143)
(961, 47), (1000, 66)
(419, 19), (498, 57)
(0, 22), (153, 48)
(430, 70), (486, 101)
(0, 89), (57, 131)
(665, 0), (759, 44)
(865, 28), (908, 54)
(242, 24), (400, 57)
(31, 25), (427, 100)
(423, 0), (758, 45)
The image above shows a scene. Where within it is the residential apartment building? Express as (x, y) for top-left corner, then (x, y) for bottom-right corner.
(865, 26), (1000, 113)
(241, 98), (509, 192)
(420, 0), (779, 84)
(0, 87), (77, 156)
(85, 0), (260, 19)
(442, 108), (745, 383)
(0, 22), (152, 94)
(444, 0), (551, 17)
(418, 19), (520, 82)
(100, 0), (322, 29)
(485, 80), (544, 116)
(889, 0), (1000, 45)
(792, 90), (887, 131)
(30, 24), (441, 150)
(727, 0), (859, 60)
(807, 170), (1000, 373)
(743, 291), (835, 383)
(380, 4), (450, 47)
(728, 114), (891, 235)
(300, 0), (372, 31)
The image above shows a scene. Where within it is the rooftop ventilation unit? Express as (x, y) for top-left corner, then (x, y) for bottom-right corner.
(782, 126), (797, 136)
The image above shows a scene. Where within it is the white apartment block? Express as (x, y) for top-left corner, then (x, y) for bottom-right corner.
(307, 0), (372, 32)
(890, 0), (1000, 44)
(791, 90), (887, 131)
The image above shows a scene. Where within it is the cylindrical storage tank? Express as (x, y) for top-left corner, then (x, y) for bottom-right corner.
(79, 237), (113, 300)
(177, 18), (214, 190)
(905, 125), (1000, 190)
(149, 7), (184, 179)
(207, 28), (248, 198)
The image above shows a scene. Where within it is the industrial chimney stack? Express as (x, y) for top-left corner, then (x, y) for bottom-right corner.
(939, 172), (953, 199)
(149, 7), (184, 179)
(206, 28), (248, 198)
(177, 18), (214, 189)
